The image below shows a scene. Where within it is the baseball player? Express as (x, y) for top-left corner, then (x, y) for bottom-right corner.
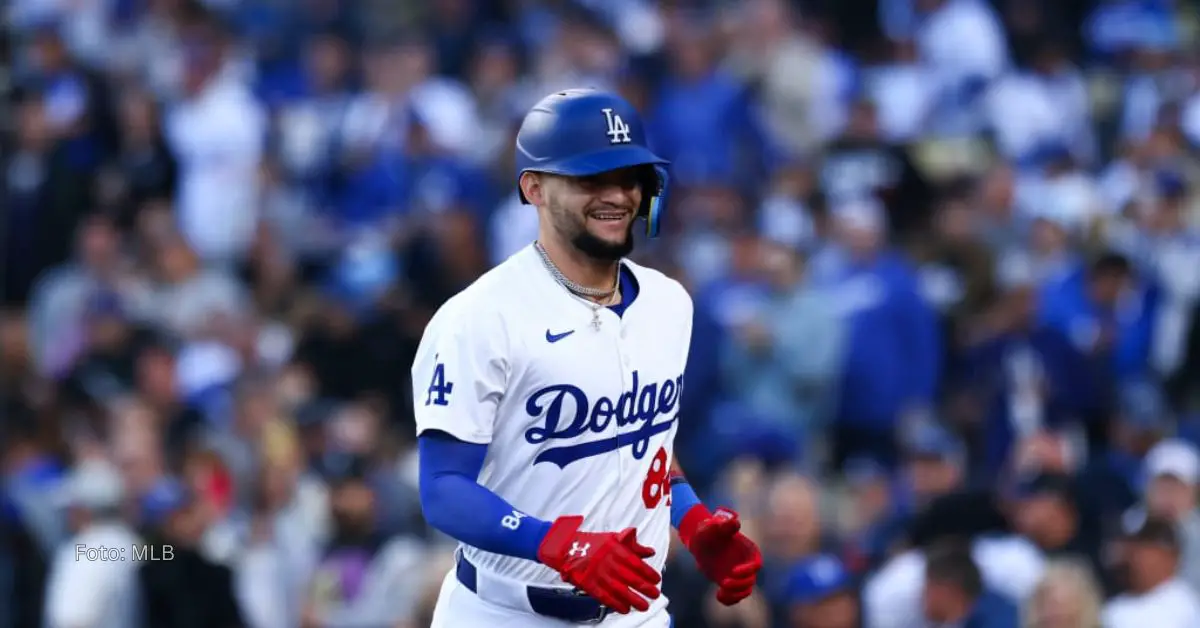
(412, 88), (763, 627)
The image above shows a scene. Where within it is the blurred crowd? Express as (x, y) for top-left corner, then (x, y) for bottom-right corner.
(7, 0), (1200, 627)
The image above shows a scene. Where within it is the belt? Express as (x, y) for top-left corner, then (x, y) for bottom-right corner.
(455, 554), (612, 624)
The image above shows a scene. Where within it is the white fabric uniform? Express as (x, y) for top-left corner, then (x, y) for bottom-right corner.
(413, 245), (693, 627)
(1102, 578), (1200, 628)
(863, 536), (1046, 628)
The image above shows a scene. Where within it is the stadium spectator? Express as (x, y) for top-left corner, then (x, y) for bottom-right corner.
(1022, 558), (1104, 628)
(1121, 438), (1200, 592)
(43, 459), (141, 628)
(1102, 516), (1200, 628)
(921, 541), (1020, 628)
(784, 553), (861, 628)
(137, 477), (245, 628)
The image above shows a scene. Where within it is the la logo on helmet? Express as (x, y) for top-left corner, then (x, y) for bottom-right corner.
(602, 108), (631, 144)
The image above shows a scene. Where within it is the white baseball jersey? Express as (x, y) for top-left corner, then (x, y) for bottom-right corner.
(412, 243), (693, 586)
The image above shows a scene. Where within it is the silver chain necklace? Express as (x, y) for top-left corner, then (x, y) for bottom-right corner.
(534, 241), (619, 331)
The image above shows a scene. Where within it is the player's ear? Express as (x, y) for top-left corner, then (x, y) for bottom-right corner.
(520, 171), (545, 206)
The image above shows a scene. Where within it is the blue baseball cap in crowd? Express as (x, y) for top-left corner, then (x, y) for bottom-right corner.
(140, 477), (191, 526)
(322, 237), (399, 314)
(25, 15), (64, 38)
(903, 423), (965, 463)
(733, 423), (801, 468)
(706, 402), (801, 468)
(1025, 141), (1073, 169)
(1, 495), (20, 524)
(785, 554), (853, 605)
(85, 290), (125, 321)
(1013, 472), (1077, 503)
(1118, 378), (1171, 433)
(1156, 169), (1188, 199)
(843, 457), (888, 488)
(294, 398), (340, 429)
(319, 451), (371, 485)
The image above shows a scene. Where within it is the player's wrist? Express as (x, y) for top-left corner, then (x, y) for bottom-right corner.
(523, 517), (555, 563)
(669, 471), (707, 544)
(537, 515), (584, 567)
(677, 503), (712, 548)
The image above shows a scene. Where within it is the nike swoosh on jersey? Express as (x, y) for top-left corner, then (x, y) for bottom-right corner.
(545, 329), (575, 343)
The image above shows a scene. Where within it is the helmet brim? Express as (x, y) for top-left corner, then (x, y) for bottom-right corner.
(518, 145), (669, 207)
(519, 145), (668, 180)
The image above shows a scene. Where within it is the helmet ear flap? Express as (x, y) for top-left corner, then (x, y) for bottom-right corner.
(639, 165), (670, 238)
(636, 165), (661, 197)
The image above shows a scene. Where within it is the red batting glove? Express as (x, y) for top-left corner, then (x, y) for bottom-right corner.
(537, 516), (662, 613)
(678, 506), (763, 605)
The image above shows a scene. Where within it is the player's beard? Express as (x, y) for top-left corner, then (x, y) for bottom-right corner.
(553, 203), (635, 262)
(571, 222), (635, 261)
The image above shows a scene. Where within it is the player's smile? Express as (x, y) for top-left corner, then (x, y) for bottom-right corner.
(585, 205), (634, 239)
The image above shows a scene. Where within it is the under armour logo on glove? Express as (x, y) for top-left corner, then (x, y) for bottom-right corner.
(569, 542), (590, 557)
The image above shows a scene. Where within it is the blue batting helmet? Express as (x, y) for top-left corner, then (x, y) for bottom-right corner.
(515, 88), (670, 237)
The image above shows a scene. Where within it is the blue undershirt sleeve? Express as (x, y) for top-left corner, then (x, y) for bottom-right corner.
(669, 474), (703, 529)
(418, 431), (553, 561)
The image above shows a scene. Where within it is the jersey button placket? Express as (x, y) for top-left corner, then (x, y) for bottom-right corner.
(608, 315), (632, 530)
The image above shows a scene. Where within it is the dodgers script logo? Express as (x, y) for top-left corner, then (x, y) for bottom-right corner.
(524, 371), (684, 468)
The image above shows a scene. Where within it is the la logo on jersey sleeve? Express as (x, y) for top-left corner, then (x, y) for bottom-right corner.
(423, 354), (454, 407)
(412, 311), (507, 445)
